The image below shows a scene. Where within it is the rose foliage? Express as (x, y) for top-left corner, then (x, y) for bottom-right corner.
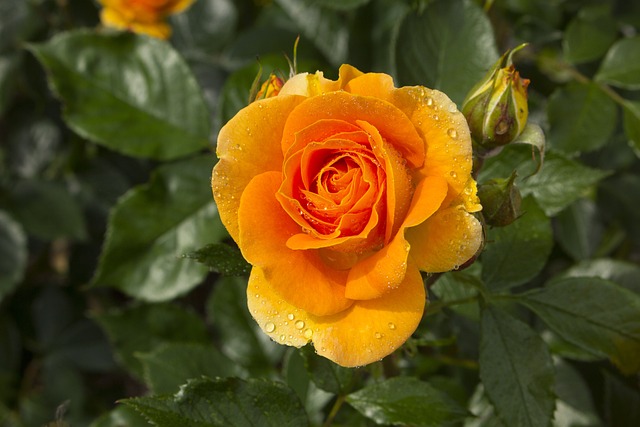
(1, 0), (640, 426)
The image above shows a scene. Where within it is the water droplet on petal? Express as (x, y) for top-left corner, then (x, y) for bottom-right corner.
(279, 334), (286, 342)
(287, 313), (295, 321)
(375, 332), (383, 339)
(424, 96), (434, 106)
(447, 128), (458, 139)
(265, 322), (276, 333)
(448, 103), (458, 113)
(450, 171), (458, 179)
(388, 322), (396, 330)
(304, 329), (313, 339)
(295, 320), (305, 329)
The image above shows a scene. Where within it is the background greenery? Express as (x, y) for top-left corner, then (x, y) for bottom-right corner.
(1, 0), (640, 426)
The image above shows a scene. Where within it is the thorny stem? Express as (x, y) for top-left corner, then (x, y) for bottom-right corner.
(322, 394), (346, 427)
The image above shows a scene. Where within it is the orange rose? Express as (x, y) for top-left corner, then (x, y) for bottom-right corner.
(98, 0), (194, 39)
(212, 65), (483, 367)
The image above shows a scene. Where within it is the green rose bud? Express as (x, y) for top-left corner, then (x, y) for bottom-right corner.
(477, 171), (522, 227)
(462, 45), (530, 152)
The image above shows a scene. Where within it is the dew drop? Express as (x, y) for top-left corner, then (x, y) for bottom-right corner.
(375, 332), (383, 339)
(447, 128), (458, 139)
(424, 96), (434, 107)
(304, 329), (313, 339)
(295, 320), (305, 329)
(279, 334), (286, 342)
(448, 103), (458, 113)
(287, 313), (295, 321)
(450, 171), (458, 179)
(265, 322), (276, 333)
(388, 322), (396, 330)
(433, 114), (440, 121)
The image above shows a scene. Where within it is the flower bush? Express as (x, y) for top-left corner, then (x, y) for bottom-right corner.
(2, 0), (640, 426)
(212, 65), (483, 366)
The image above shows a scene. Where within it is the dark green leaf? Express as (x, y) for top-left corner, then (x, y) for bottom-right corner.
(479, 305), (555, 427)
(603, 371), (640, 427)
(518, 277), (640, 373)
(92, 155), (226, 301)
(0, 211), (26, 303)
(4, 116), (61, 179)
(622, 100), (640, 156)
(138, 343), (243, 394)
(6, 180), (88, 240)
(275, 0), (349, 66)
(170, 0), (238, 54)
(308, 0), (370, 10)
(182, 243), (250, 276)
(123, 377), (309, 427)
(0, 0), (42, 53)
(30, 30), (210, 160)
(596, 36), (640, 89)
(300, 346), (355, 395)
(547, 83), (617, 154)
(0, 53), (20, 115)
(207, 276), (283, 371)
(481, 197), (553, 291)
(90, 405), (151, 427)
(94, 304), (209, 379)
(553, 359), (601, 427)
(563, 5), (617, 64)
(598, 173), (640, 242)
(430, 264), (482, 319)
(521, 151), (610, 216)
(512, 123), (545, 175)
(346, 377), (469, 427)
(560, 258), (640, 294)
(554, 198), (603, 261)
(395, 0), (498, 105)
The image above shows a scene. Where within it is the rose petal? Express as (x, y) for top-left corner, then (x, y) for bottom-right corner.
(407, 206), (484, 273)
(247, 261), (426, 367)
(344, 72), (395, 100)
(281, 92), (425, 168)
(238, 171), (352, 316)
(390, 87), (478, 210)
(345, 176), (448, 300)
(212, 95), (304, 242)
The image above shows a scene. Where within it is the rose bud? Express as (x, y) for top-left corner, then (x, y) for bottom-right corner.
(462, 46), (530, 152)
(477, 171), (522, 227)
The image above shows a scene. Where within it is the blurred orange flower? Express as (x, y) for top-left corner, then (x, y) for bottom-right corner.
(212, 65), (483, 367)
(99, 0), (194, 39)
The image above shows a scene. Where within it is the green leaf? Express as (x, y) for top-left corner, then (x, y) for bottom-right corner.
(522, 151), (610, 216)
(182, 243), (250, 276)
(560, 258), (640, 294)
(553, 359), (602, 427)
(395, 0), (498, 105)
(479, 305), (555, 427)
(622, 100), (640, 156)
(92, 155), (226, 301)
(346, 377), (469, 427)
(563, 5), (618, 64)
(430, 263), (482, 319)
(554, 198), (603, 261)
(547, 83), (617, 154)
(481, 197), (553, 291)
(603, 371), (640, 427)
(4, 116), (61, 179)
(6, 180), (88, 240)
(94, 303), (209, 379)
(307, 0), (370, 10)
(596, 36), (640, 89)
(518, 277), (640, 373)
(0, 211), (26, 303)
(0, 53), (20, 115)
(598, 173), (640, 242)
(29, 30), (210, 160)
(0, 0), (42, 53)
(170, 0), (238, 54)
(275, 0), (349, 66)
(300, 346), (355, 395)
(90, 405), (151, 427)
(512, 123), (545, 176)
(138, 343), (243, 394)
(123, 377), (309, 427)
(207, 276), (283, 372)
